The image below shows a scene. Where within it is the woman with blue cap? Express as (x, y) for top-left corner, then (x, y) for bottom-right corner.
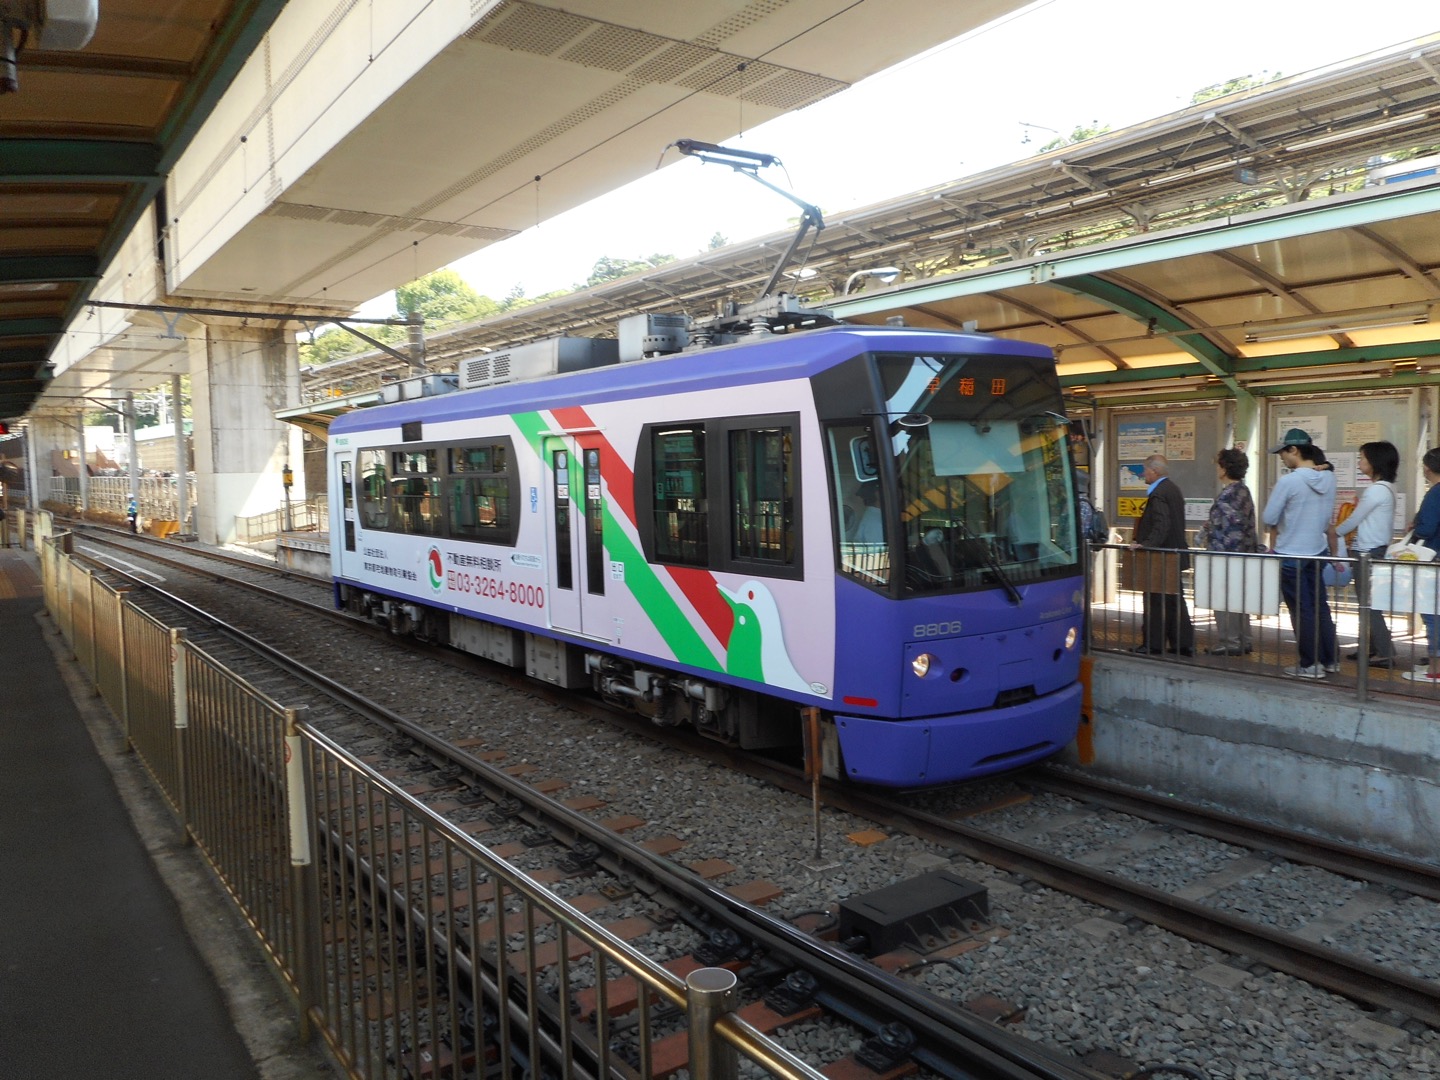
(1262, 428), (1339, 678)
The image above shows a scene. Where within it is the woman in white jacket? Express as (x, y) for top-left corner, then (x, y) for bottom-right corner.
(1335, 441), (1398, 666)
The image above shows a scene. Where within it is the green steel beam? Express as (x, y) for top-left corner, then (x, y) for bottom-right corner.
(0, 347), (49, 368)
(0, 139), (160, 182)
(0, 319), (64, 339)
(1247, 372), (1440, 395)
(1052, 272), (1236, 379)
(1067, 370), (1440, 408)
(1231, 338), (1440, 372)
(0, 254), (98, 283)
(1062, 362), (1205, 386)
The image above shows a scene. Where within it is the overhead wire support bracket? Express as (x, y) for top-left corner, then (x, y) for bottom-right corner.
(83, 298), (424, 371)
(672, 138), (825, 300)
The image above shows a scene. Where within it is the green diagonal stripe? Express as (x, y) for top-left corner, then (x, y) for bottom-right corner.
(601, 504), (721, 673)
(512, 410), (549, 459)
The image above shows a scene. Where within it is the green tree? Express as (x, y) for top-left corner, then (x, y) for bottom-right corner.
(585, 253), (675, 288)
(300, 326), (368, 366)
(1037, 122), (1112, 153)
(500, 283), (528, 311)
(395, 269), (496, 324)
(299, 270), (500, 366)
(707, 232), (728, 250)
(1190, 73), (1281, 106)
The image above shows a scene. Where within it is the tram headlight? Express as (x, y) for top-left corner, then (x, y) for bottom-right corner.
(1064, 626), (1078, 649)
(912, 653), (937, 678)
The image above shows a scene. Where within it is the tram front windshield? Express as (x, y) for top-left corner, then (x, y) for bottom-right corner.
(833, 352), (1080, 594)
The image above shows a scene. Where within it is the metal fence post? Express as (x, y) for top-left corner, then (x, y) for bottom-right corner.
(284, 707), (318, 1039)
(686, 967), (739, 1080)
(115, 586), (133, 745)
(87, 566), (100, 688)
(170, 627), (191, 844)
(1355, 552), (1372, 702)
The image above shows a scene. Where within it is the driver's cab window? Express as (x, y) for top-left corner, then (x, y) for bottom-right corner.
(828, 423), (889, 587)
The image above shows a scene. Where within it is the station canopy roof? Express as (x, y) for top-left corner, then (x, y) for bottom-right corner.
(302, 34), (1440, 409)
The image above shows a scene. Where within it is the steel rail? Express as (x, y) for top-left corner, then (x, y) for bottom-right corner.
(815, 782), (1440, 1029)
(1028, 768), (1440, 901)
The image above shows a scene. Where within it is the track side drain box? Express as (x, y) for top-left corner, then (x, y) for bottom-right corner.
(838, 868), (989, 955)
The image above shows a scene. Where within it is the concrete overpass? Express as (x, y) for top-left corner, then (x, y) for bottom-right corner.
(6, 0), (1021, 541)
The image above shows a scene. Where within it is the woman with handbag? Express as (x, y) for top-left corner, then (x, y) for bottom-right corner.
(1336, 441), (1399, 667)
(1198, 448), (1258, 655)
(1405, 447), (1440, 682)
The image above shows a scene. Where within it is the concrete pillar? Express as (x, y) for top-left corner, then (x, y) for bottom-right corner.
(75, 412), (89, 512)
(25, 415), (67, 508)
(172, 375), (190, 533)
(23, 425), (38, 511)
(1231, 387), (1260, 457)
(125, 391), (141, 519)
(188, 321), (306, 545)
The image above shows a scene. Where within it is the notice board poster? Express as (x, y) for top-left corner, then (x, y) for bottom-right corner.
(1108, 406), (1222, 525)
(1117, 421), (1165, 460)
(1166, 416), (1196, 460)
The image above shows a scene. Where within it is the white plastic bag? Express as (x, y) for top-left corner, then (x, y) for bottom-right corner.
(1384, 533), (1438, 563)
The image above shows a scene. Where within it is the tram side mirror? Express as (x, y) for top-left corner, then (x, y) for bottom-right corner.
(851, 436), (878, 481)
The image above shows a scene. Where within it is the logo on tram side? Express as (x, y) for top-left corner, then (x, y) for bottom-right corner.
(427, 547), (444, 592)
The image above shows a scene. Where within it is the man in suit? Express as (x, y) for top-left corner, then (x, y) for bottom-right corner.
(1128, 454), (1194, 654)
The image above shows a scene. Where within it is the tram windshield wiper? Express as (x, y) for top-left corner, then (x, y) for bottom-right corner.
(955, 519), (1023, 605)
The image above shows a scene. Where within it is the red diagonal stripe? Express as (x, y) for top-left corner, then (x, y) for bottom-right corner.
(551, 405), (732, 647)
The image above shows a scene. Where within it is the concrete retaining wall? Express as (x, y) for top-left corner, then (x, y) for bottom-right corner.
(1061, 655), (1440, 861)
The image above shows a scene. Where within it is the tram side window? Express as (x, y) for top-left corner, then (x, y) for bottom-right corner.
(390, 449), (442, 536)
(358, 449), (389, 529)
(652, 425), (708, 566)
(447, 440), (516, 545)
(730, 426), (794, 565)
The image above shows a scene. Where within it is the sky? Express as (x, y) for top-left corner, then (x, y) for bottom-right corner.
(370, 0), (1440, 313)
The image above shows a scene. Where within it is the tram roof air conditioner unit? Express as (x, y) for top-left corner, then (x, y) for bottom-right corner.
(459, 337), (618, 390)
(619, 313), (689, 361)
(379, 374), (458, 403)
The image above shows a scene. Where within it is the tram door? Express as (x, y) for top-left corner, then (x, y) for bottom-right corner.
(332, 452), (359, 581)
(338, 455), (357, 554)
(544, 436), (606, 637)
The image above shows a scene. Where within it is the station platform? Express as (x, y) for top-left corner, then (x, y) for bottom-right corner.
(0, 545), (324, 1079)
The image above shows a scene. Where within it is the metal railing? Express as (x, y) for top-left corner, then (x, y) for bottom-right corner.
(47, 474), (197, 525)
(39, 524), (821, 1080)
(1087, 543), (1440, 700)
(236, 496), (329, 544)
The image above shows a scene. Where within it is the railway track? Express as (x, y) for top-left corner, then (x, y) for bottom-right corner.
(63, 527), (1440, 1074)
(72, 537), (1105, 1080)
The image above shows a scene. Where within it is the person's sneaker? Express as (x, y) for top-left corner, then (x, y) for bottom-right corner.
(1324, 662), (1341, 673)
(1284, 664), (1327, 679)
(1402, 670), (1440, 682)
